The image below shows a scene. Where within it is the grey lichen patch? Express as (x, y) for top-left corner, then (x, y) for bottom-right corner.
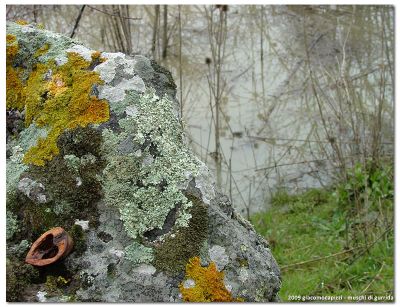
(94, 53), (146, 104)
(193, 163), (216, 205)
(66, 44), (93, 61)
(101, 89), (202, 247)
(7, 124), (49, 208)
(17, 177), (47, 204)
(208, 245), (230, 270)
(107, 90), (141, 117)
(132, 55), (155, 81)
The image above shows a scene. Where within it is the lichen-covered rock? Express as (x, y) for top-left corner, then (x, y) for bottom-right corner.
(6, 22), (281, 302)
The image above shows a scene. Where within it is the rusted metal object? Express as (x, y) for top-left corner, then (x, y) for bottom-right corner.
(25, 227), (73, 266)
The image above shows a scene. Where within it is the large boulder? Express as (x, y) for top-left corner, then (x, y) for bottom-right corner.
(6, 22), (281, 302)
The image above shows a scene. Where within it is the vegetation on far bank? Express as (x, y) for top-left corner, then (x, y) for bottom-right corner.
(251, 161), (394, 302)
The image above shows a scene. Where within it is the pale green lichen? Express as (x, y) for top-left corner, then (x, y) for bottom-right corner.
(53, 201), (73, 216)
(6, 211), (19, 240)
(101, 89), (202, 262)
(64, 153), (98, 173)
(6, 146), (28, 205)
(9, 240), (31, 258)
(64, 154), (81, 172)
(14, 123), (49, 152)
(124, 242), (154, 264)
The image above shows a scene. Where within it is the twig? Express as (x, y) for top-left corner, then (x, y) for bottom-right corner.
(70, 5), (86, 38)
(361, 262), (385, 295)
(249, 135), (393, 145)
(283, 224), (393, 271)
(281, 247), (360, 270)
(178, 5), (183, 120)
(256, 153), (393, 172)
(87, 5), (141, 20)
(309, 225), (393, 295)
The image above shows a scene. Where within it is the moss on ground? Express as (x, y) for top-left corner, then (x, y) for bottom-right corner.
(251, 188), (394, 302)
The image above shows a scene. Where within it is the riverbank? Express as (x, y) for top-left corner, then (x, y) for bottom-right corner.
(251, 164), (394, 302)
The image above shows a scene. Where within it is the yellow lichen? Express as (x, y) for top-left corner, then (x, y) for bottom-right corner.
(6, 44), (110, 166)
(34, 43), (50, 58)
(6, 34), (16, 44)
(6, 34), (25, 110)
(91, 50), (106, 65)
(179, 257), (242, 302)
(16, 20), (28, 26)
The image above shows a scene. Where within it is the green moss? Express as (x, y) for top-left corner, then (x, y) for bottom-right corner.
(107, 263), (117, 279)
(153, 196), (208, 273)
(69, 224), (86, 256)
(21, 201), (58, 240)
(11, 128), (103, 240)
(251, 185), (394, 302)
(23, 127), (104, 232)
(237, 257), (249, 268)
(6, 258), (40, 302)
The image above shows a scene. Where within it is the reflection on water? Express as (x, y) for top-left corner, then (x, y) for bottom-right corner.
(7, 5), (394, 216)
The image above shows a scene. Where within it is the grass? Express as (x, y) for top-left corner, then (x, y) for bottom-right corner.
(251, 188), (394, 302)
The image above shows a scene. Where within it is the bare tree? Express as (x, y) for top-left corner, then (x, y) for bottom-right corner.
(151, 5), (160, 60)
(162, 5), (168, 59)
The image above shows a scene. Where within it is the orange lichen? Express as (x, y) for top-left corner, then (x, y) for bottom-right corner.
(179, 257), (243, 302)
(90, 51), (106, 67)
(91, 51), (105, 62)
(47, 74), (68, 97)
(6, 43), (110, 166)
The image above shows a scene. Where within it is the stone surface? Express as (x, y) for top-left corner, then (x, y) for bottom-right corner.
(6, 22), (281, 302)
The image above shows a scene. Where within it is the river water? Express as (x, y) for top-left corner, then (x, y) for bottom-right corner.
(8, 5), (394, 216)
